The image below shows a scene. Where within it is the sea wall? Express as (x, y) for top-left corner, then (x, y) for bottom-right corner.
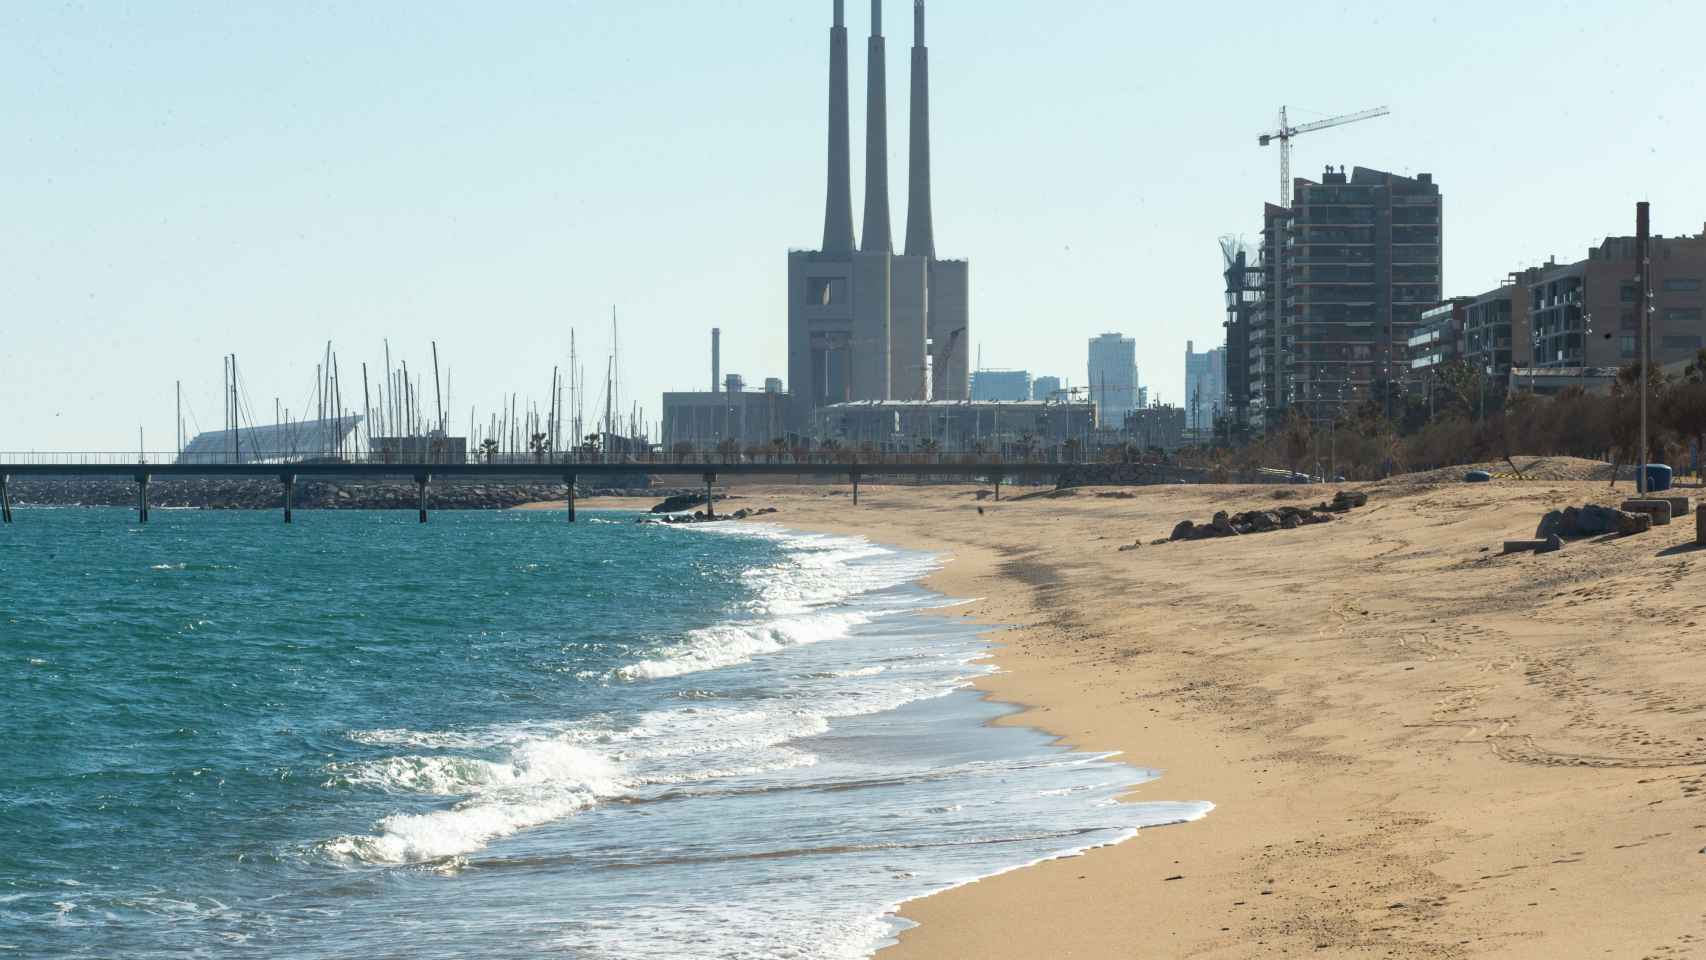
(9, 477), (687, 511)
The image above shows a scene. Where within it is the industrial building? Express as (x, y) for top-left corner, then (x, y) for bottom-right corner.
(813, 399), (1095, 454)
(788, 1), (969, 430)
(661, 386), (789, 452)
(1087, 333), (1138, 427)
(970, 369), (1031, 402)
(661, 331), (790, 451)
(1124, 405), (1187, 453)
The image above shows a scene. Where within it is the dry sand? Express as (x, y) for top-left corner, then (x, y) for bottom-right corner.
(527, 466), (1706, 957)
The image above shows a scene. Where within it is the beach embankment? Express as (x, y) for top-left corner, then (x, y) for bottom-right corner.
(674, 462), (1705, 958)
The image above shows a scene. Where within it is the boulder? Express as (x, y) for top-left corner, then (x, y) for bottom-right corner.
(1280, 513), (1302, 530)
(1332, 490), (1369, 510)
(1210, 511), (1238, 537)
(1538, 532), (1565, 554)
(1535, 510), (1565, 539)
(1575, 504), (1622, 536)
(1170, 520), (1196, 542)
(1248, 511), (1281, 532)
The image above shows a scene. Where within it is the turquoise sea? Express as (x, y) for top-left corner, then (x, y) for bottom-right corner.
(0, 508), (1208, 958)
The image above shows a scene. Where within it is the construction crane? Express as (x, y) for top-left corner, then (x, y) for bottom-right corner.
(1258, 105), (1390, 206)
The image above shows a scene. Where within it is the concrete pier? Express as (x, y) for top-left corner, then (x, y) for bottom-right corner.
(703, 473), (717, 519)
(135, 473), (150, 523)
(281, 474), (296, 524)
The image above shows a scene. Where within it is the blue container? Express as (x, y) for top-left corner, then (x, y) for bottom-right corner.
(1644, 463), (1673, 492)
(1464, 470), (1492, 483)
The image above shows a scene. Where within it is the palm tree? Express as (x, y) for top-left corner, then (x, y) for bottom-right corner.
(1062, 436), (1082, 463)
(529, 432), (551, 464)
(1017, 432), (1038, 462)
(480, 438), (499, 464)
(770, 437), (788, 463)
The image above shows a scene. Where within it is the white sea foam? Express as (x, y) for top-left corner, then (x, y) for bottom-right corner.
(615, 526), (939, 682)
(323, 742), (623, 863)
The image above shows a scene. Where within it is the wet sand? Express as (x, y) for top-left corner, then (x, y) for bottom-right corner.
(524, 469), (1706, 957)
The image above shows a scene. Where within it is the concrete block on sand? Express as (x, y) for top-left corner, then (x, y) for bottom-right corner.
(1664, 495), (1691, 517)
(1698, 505), (1706, 546)
(1504, 537), (1561, 555)
(1622, 499), (1673, 526)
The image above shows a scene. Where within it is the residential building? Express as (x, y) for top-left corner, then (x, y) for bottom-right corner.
(1220, 236), (1264, 437)
(1031, 375), (1063, 401)
(1284, 166), (1443, 423)
(1463, 267), (1542, 384)
(1527, 230), (1706, 371)
(1184, 339), (1225, 437)
(1087, 333), (1138, 427)
(1407, 299), (1469, 377)
(970, 369), (1032, 402)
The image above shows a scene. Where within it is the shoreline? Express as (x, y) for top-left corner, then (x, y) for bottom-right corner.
(568, 472), (1706, 959)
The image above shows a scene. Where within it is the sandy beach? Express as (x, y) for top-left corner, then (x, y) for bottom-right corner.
(540, 464), (1706, 958)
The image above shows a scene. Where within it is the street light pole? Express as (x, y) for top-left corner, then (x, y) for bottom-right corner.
(1637, 201), (1650, 496)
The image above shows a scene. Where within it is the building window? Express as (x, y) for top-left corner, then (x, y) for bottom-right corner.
(806, 277), (845, 306)
(1620, 284), (1637, 303)
(1662, 335), (1703, 351)
(1619, 335), (1637, 358)
(1664, 308), (1703, 325)
(1663, 278), (1702, 292)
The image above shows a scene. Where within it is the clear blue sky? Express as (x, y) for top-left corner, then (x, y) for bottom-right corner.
(5, 0), (1705, 450)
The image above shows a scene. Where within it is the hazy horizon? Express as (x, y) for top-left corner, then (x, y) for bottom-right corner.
(6, 0), (1706, 450)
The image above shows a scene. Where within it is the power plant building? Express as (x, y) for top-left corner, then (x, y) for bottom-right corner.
(788, 1), (970, 432)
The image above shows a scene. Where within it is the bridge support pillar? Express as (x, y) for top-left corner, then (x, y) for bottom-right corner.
(135, 473), (151, 523)
(415, 474), (430, 523)
(281, 474), (296, 524)
(994, 475), (1001, 502)
(564, 475), (577, 523)
(852, 469), (859, 506)
(703, 473), (716, 520)
(1, 474), (11, 524)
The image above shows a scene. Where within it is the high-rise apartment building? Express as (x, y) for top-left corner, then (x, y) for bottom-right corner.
(1220, 236), (1264, 438)
(1184, 340), (1225, 436)
(1087, 333), (1137, 427)
(787, 1), (969, 431)
(1031, 375), (1063, 401)
(1281, 166), (1442, 422)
